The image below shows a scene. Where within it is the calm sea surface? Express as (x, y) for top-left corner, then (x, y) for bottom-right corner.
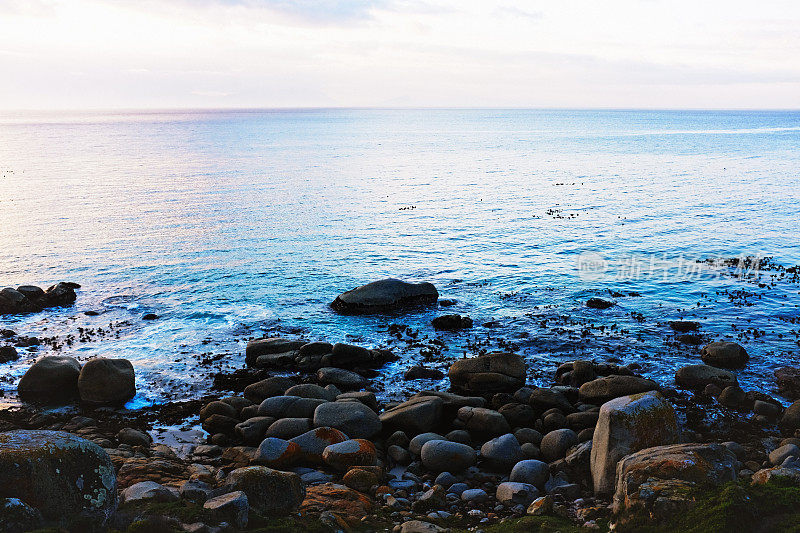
(1, 109), (799, 406)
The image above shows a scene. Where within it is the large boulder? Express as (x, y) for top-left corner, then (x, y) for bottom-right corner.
(675, 364), (738, 390)
(579, 375), (659, 404)
(590, 391), (680, 495)
(77, 358), (135, 405)
(612, 443), (737, 521)
(379, 396), (444, 434)
(225, 466), (305, 516)
(245, 338), (304, 367)
(0, 430), (117, 531)
(700, 341), (748, 368)
(448, 352), (526, 393)
(18, 356), (81, 403)
(313, 401), (381, 438)
(331, 278), (438, 314)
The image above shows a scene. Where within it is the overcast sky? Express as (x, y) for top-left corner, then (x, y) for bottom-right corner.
(2, 0), (799, 110)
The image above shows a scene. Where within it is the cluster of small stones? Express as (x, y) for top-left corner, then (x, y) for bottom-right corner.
(6, 318), (800, 530)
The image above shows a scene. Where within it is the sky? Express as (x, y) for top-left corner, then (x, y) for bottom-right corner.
(1, 0), (799, 110)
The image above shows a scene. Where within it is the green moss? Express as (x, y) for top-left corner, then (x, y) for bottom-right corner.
(119, 499), (214, 524)
(246, 514), (334, 533)
(618, 478), (800, 533)
(450, 516), (602, 533)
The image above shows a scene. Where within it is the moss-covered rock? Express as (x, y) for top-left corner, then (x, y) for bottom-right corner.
(0, 430), (118, 531)
(613, 443), (736, 526)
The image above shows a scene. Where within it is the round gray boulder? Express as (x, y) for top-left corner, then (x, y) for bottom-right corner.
(509, 459), (549, 489)
(420, 440), (477, 472)
(540, 428), (578, 463)
(313, 401), (381, 438)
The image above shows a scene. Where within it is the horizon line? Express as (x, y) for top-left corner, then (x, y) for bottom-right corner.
(2, 105), (800, 114)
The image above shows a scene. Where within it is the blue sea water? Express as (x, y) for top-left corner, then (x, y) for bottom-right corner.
(1, 108), (799, 405)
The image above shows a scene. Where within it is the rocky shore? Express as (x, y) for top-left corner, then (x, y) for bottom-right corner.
(2, 278), (800, 532)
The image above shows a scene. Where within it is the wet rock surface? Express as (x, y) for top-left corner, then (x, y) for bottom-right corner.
(3, 291), (800, 533)
(330, 278), (439, 314)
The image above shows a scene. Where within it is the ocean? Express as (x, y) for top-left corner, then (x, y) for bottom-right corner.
(1, 108), (799, 406)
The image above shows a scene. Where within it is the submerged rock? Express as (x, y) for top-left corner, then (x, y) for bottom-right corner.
(431, 314), (473, 331)
(330, 278), (438, 314)
(586, 297), (613, 309)
(590, 391), (680, 495)
(668, 320), (700, 332)
(701, 341), (748, 368)
(404, 365), (445, 380)
(0, 430), (117, 531)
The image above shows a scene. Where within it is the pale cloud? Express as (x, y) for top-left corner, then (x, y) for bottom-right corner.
(0, 0), (799, 109)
